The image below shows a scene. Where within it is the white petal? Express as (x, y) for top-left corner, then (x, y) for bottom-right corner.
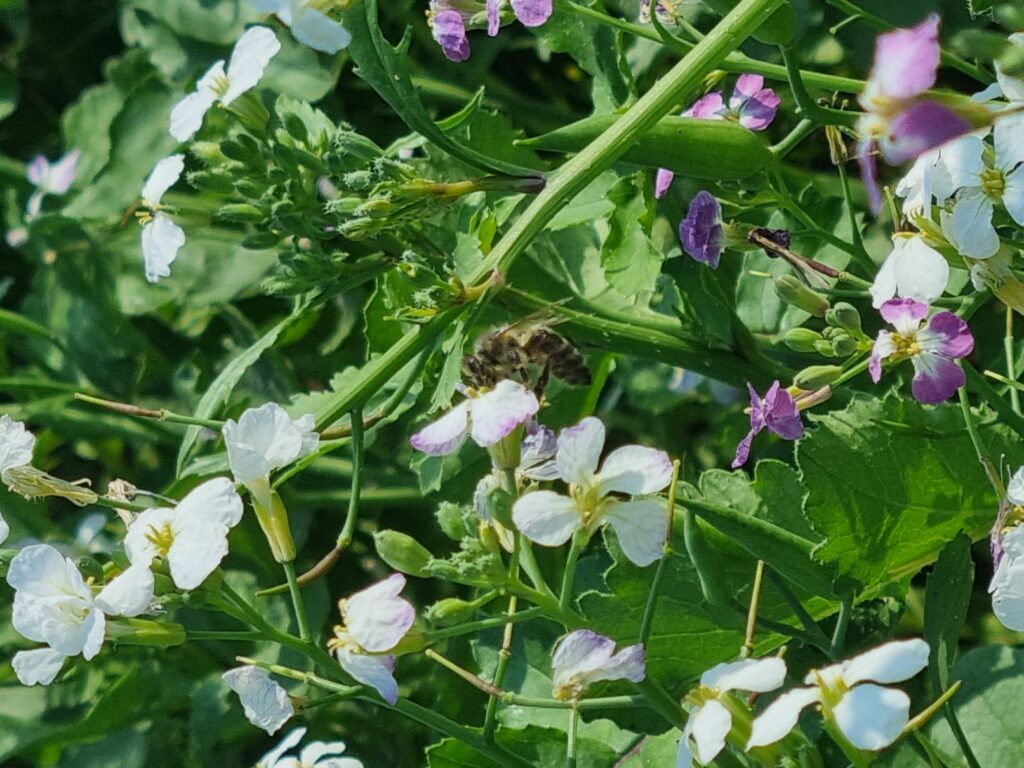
(691, 700), (732, 765)
(841, 639), (929, 685)
(224, 26), (281, 104)
(597, 445), (673, 496)
(0, 512), (8, 546)
(223, 666), (294, 735)
(869, 249), (898, 309)
(409, 402), (469, 456)
(12, 648), (66, 686)
(552, 630), (616, 691)
(141, 154), (185, 206)
(676, 727), (694, 768)
(0, 413), (36, 478)
(995, 110), (1024, 170)
(95, 562), (154, 617)
(586, 643), (646, 686)
(258, 727), (306, 767)
(996, 36), (1024, 102)
(939, 135), (985, 192)
(746, 687), (821, 749)
(175, 476), (245, 528)
(223, 403), (319, 483)
(511, 490), (581, 547)
(169, 86), (218, 142)
(336, 648), (398, 705)
(946, 190), (998, 259)
(832, 684), (910, 751)
(1003, 166), (1024, 227)
(991, 558), (1024, 630)
(289, 5), (351, 54)
(123, 507), (173, 566)
(467, 380), (539, 448)
(80, 609), (106, 660)
(142, 214), (186, 283)
(343, 573), (415, 652)
(168, 521), (231, 590)
(556, 417), (605, 486)
(602, 498), (668, 567)
(891, 236), (949, 305)
(701, 657), (787, 694)
(7, 543), (83, 596)
(299, 740), (350, 766)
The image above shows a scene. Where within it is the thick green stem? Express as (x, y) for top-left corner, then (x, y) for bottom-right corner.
(566, 705), (579, 768)
(559, 532), (586, 614)
(742, 560), (766, 657)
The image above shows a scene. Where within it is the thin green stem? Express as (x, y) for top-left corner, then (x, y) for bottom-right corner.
(639, 460), (680, 646)
(830, 597), (852, 657)
(92, 495), (151, 513)
(1005, 306), (1021, 414)
(964, 363), (1024, 442)
(427, 606), (546, 642)
(958, 386), (1003, 495)
(566, 705), (580, 768)
(519, 540), (556, 599)
(836, 160), (872, 271)
(283, 561), (311, 642)
(770, 118), (816, 158)
(944, 701), (983, 768)
(742, 560), (766, 658)
(779, 44), (860, 126)
(336, 406), (364, 551)
(559, 532), (586, 614)
(186, 629), (263, 642)
(74, 392), (224, 430)
(830, 357), (870, 388)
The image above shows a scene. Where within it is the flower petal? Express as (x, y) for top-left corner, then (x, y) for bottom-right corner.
(336, 648), (399, 705)
(510, 0), (552, 27)
(701, 657), (787, 694)
(602, 498), (669, 567)
(842, 639), (929, 686)
(691, 699), (732, 765)
(946, 189), (998, 259)
(556, 417), (605, 485)
(684, 92), (724, 120)
(169, 74), (220, 142)
(867, 14), (940, 102)
(95, 562), (154, 617)
(654, 168), (675, 199)
(890, 236), (949, 306)
(678, 191), (723, 268)
(12, 648), (66, 686)
(597, 445), (673, 496)
(746, 687), (821, 749)
(223, 403), (320, 482)
(995, 110), (1024, 171)
(0, 414), (35, 479)
(910, 353), (965, 404)
(176, 476), (245, 528)
(431, 10), (470, 62)
(512, 490), (581, 546)
(224, 26), (281, 104)
(833, 683), (910, 751)
(343, 573), (415, 652)
(1003, 166), (1024, 227)
(141, 154), (185, 206)
(1008, 467), (1024, 507)
(257, 727), (306, 767)
(142, 214), (186, 283)
(223, 666), (294, 735)
(410, 401), (469, 456)
(288, 5), (351, 53)
(168, 521), (232, 590)
(468, 380), (539, 448)
(991, 557), (1024, 631)
(552, 630), (616, 691)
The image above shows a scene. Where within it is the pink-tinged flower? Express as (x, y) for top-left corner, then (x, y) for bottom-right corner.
(551, 630), (645, 701)
(869, 233), (949, 309)
(222, 666), (294, 735)
(679, 190), (724, 268)
(512, 417), (673, 566)
(25, 149), (79, 218)
(329, 574), (415, 705)
(429, 0), (551, 62)
(731, 382), (804, 469)
(870, 299), (973, 404)
(429, 4), (471, 62)
(654, 168), (675, 200)
(410, 379), (539, 456)
(856, 15), (971, 213)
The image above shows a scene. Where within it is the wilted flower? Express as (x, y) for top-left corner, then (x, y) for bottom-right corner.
(223, 666), (294, 735)
(678, 658), (787, 766)
(747, 639), (929, 752)
(678, 190), (724, 268)
(257, 727), (364, 768)
(25, 149), (79, 218)
(856, 15), (972, 213)
(328, 574), (415, 705)
(512, 417), (672, 567)
(869, 233), (949, 309)
(731, 382), (804, 469)
(869, 298), (973, 404)
(410, 379), (539, 457)
(140, 154), (187, 283)
(253, 0), (351, 54)
(551, 630), (645, 701)
(169, 26), (281, 142)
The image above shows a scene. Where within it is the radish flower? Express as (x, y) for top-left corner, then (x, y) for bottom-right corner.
(140, 154), (187, 283)
(253, 0), (351, 54)
(551, 630), (645, 701)
(25, 149), (79, 218)
(257, 727), (364, 768)
(869, 233), (949, 309)
(223, 666), (295, 735)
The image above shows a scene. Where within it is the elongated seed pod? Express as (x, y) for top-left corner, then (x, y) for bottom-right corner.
(517, 116), (774, 181)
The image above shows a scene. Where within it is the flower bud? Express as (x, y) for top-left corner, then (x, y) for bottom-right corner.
(793, 365), (844, 389)
(77, 556), (105, 582)
(374, 530), (433, 577)
(825, 125), (848, 165)
(251, 489), (296, 563)
(813, 339), (836, 357)
(831, 333), (858, 358)
(781, 327), (823, 353)
(436, 502), (472, 541)
(282, 112), (309, 143)
(426, 598), (479, 626)
(106, 618), (187, 648)
(190, 141), (228, 165)
(217, 203), (267, 223)
(825, 302), (862, 335)
(242, 231), (285, 249)
(478, 520), (502, 555)
(773, 275), (830, 317)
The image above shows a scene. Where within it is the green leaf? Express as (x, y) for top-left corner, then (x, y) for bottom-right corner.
(340, 0), (540, 178)
(798, 396), (1018, 590)
(600, 173), (663, 299)
(924, 533), (974, 691)
(426, 725), (620, 768)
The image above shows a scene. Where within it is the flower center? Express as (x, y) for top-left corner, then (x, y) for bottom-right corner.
(211, 74), (231, 99)
(980, 168), (1006, 201)
(144, 522), (176, 557)
(813, 671), (849, 709)
(890, 331), (922, 359)
(570, 483), (600, 522)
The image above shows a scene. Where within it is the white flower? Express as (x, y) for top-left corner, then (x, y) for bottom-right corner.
(25, 149), (79, 218)
(551, 630), (646, 701)
(257, 727), (364, 768)
(677, 658), (786, 766)
(222, 666), (294, 735)
(410, 379), (540, 457)
(253, 0), (351, 54)
(169, 26), (281, 142)
(941, 113), (1024, 259)
(511, 417), (673, 567)
(140, 154), (187, 283)
(895, 134), (983, 218)
(223, 403), (319, 486)
(328, 574), (415, 705)
(98, 477), (244, 614)
(0, 414), (35, 483)
(990, 522), (1024, 631)
(747, 639), (929, 752)
(869, 233), (949, 309)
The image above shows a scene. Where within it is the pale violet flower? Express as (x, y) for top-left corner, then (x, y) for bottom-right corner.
(748, 639), (929, 752)
(257, 727), (364, 768)
(869, 233), (950, 309)
(140, 154), (187, 283)
(253, 0), (351, 54)
(731, 381), (805, 469)
(410, 379), (539, 457)
(169, 26), (281, 142)
(551, 630), (645, 701)
(678, 658), (787, 767)
(25, 149), (79, 218)
(98, 477), (244, 614)
(941, 113), (1024, 259)
(895, 134), (984, 217)
(222, 666), (294, 735)
(7, 544), (135, 685)
(512, 417), (673, 567)
(328, 574), (415, 705)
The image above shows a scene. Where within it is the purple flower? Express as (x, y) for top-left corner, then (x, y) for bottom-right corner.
(551, 630), (646, 701)
(856, 15), (972, 213)
(429, 0), (551, 62)
(678, 190), (724, 268)
(654, 168), (675, 200)
(24, 149), (79, 219)
(869, 298), (974, 404)
(510, 0), (551, 27)
(430, 7), (471, 62)
(731, 381), (805, 468)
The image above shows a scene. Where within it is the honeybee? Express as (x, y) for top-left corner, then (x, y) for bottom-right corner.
(462, 317), (591, 395)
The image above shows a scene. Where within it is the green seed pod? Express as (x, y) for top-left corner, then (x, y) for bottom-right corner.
(703, 0), (794, 44)
(831, 333), (858, 358)
(781, 327), (823, 353)
(188, 170), (235, 195)
(793, 364), (844, 389)
(813, 339), (836, 357)
(426, 598), (479, 627)
(683, 508), (733, 608)
(773, 275), (831, 317)
(219, 137), (262, 169)
(825, 302), (863, 335)
(105, 618), (186, 648)
(517, 116), (773, 181)
(333, 129), (384, 162)
(374, 530), (434, 577)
